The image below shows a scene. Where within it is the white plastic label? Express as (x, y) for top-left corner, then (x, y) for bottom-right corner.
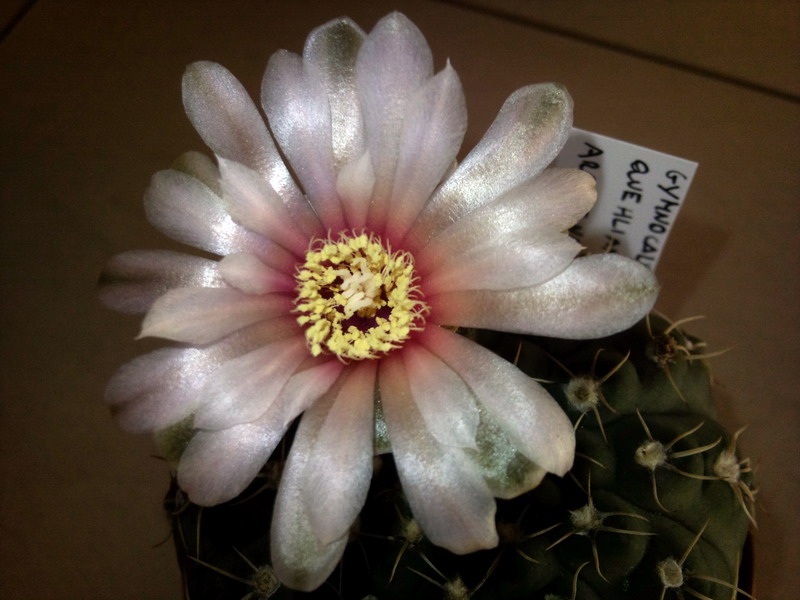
(552, 128), (698, 270)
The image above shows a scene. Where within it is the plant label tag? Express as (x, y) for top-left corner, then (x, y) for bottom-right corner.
(552, 128), (698, 270)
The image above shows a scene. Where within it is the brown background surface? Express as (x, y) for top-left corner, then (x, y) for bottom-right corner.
(2, 1), (797, 598)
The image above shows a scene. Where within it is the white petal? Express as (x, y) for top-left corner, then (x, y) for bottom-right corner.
(139, 287), (292, 344)
(262, 51), (345, 231)
(418, 167), (596, 266)
(401, 343), (479, 449)
(493, 167), (597, 231)
(303, 17), (367, 170)
(182, 61), (314, 231)
(385, 63), (467, 241)
(218, 253), (295, 295)
(218, 158), (313, 256)
(99, 250), (223, 314)
(421, 326), (575, 476)
(335, 150), (375, 228)
(379, 354), (499, 553)
(423, 231), (581, 294)
(106, 318), (294, 431)
(429, 253), (659, 339)
(144, 168), (285, 260)
(177, 400), (289, 506)
(279, 360), (346, 427)
(170, 150), (222, 195)
(356, 12), (433, 231)
(468, 413), (548, 499)
(271, 389), (350, 591)
(303, 362), (376, 545)
(407, 83), (573, 247)
(193, 335), (308, 430)
(105, 347), (209, 433)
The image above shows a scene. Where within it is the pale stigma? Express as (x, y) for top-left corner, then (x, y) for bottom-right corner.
(294, 233), (428, 361)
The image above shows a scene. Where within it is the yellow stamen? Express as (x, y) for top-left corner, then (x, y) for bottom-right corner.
(294, 232), (428, 361)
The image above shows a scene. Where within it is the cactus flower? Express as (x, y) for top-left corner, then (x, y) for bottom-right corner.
(100, 12), (658, 591)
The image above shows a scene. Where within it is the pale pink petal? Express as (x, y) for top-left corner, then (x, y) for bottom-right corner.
(218, 253), (295, 295)
(303, 362), (376, 545)
(335, 150), (375, 228)
(279, 360), (346, 427)
(193, 336), (308, 430)
(262, 51), (345, 231)
(469, 417), (548, 500)
(429, 253), (659, 339)
(490, 167), (597, 231)
(406, 83), (573, 247)
(421, 326), (575, 476)
(218, 158), (316, 256)
(99, 250), (223, 314)
(171, 150), (222, 195)
(423, 231), (581, 294)
(182, 61), (320, 236)
(271, 388), (350, 591)
(401, 343), (479, 449)
(139, 287), (293, 344)
(417, 167), (596, 266)
(177, 399), (290, 506)
(303, 17), (367, 170)
(144, 169), (297, 272)
(107, 318), (297, 432)
(105, 347), (209, 433)
(357, 12), (434, 231)
(379, 354), (499, 554)
(385, 63), (468, 241)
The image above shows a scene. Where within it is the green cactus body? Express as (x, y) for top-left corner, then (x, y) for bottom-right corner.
(166, 315), (754, 599)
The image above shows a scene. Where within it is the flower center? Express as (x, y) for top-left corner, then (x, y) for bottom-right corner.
(294, 232), (428, 361)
